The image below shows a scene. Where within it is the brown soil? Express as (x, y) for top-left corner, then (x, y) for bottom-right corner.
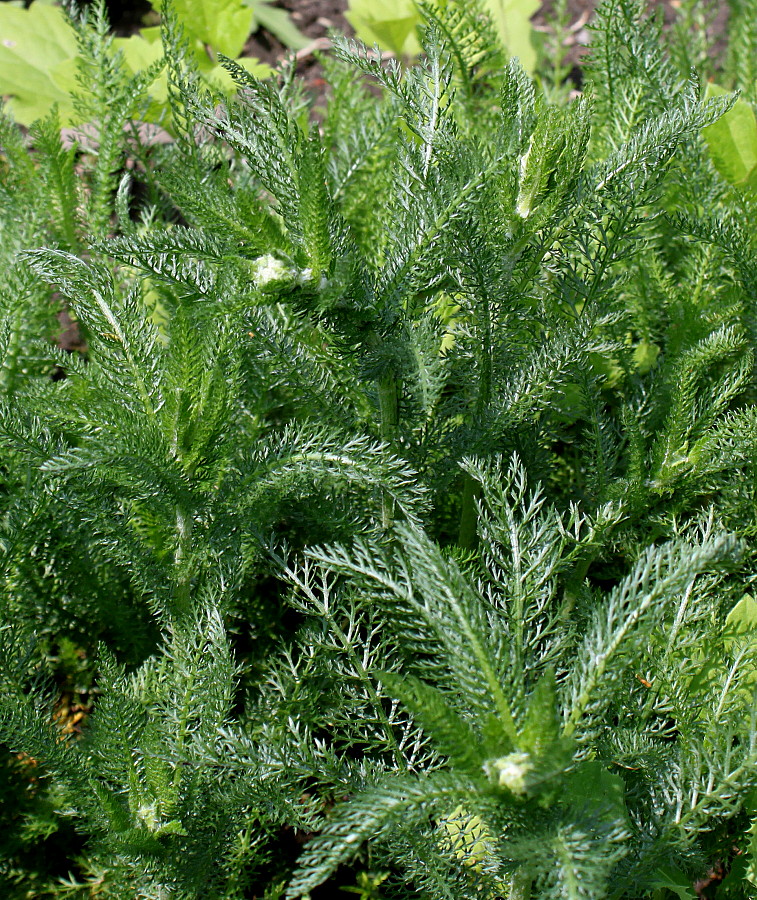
(97, 1), (730, 88)
(239, 1), (729, 96)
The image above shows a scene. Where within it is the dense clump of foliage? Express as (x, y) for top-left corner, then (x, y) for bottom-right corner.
(3, 0), (757, 896)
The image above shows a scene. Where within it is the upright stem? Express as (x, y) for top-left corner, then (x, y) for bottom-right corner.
(561, 552), (594, 616)
(173, 504), (193, 619)
(377, 369), (400, 530)
(509, 869), (532, 900)
(458, 298), (492, 549)
(171, 391), (199, 618)
(457, 474), (481, 549)
(0, 307), (22, 397)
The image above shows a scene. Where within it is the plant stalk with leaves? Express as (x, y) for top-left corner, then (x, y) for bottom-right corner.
(2, 0), (757, 897)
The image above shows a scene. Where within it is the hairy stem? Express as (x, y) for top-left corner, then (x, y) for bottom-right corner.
(509, 869), (532, 900)
(458, 296), (492, 548)
(457, 475), (481, 549)
(0, 307), (22, 397)
(378, 369), (400, 530)
(173, 505), (193, 619)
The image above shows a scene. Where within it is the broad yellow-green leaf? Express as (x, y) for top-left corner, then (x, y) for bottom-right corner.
(45, 34), (167, 125)
(204, 56), (273, 93)
(115, 35), (169, 123)
(633, 340), (660, 374)
(687, 594), (757, 703)
(244, 0), (309, 50)
(0, 0), (268, 129)
(359, 15), (421, 58)
(345, 0), (538, 71)
(441, 805), (490, 868)
(725, 593), (757, 635)
(703, 83), (757, 189)
(129, 26), (271, 94)
(0, 1), (77, 124)
(484, 0), (539, 73)
(115, 33), (165, 74)
(346, 0), (421, 57)
(172, 0), (254, 59)
(138, 26), (163, 45)
(47, 57), (81, 106)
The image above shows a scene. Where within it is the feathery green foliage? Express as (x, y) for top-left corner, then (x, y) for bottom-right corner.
(2, 0), (757, 897)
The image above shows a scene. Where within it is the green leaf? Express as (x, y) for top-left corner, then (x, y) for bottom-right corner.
(345, 0), (422, 57)
(172, 0), (254, 59)
(123, 29), (270, 117)
(439, 805), (493, 870)
(109, 33), (167, 122)
(0, 1), (77, 125)
(702, 83), (757, 190)
(0, 1), (263, 128)
(138, 25), (163, 45)
(483, 0), (539, 73)
(685, 594), (757, 702)
(725, 593), (757, 638)
(723, 594), (757, 692)
(648, 866), (697, 899)
(244, 0), (309, 50)
(633, 340), (660, 374)
(377, 671), (486, 775)
(565, 762), (628, 822)
(203, 56), (272, 93)
(345, 0), (538, 71)
(115, 33), (165, 73)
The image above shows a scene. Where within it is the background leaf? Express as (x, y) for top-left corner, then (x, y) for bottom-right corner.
(484, 0), (539, 73)
(0, 1), (77, 125)
(345, 0), (539, 71)
(244, 0), (309, 50)
(345, 0), (422, 57)
(703, 82), (757, 189)
(172, 0), (254, 59)
(648, 866), (698, 899)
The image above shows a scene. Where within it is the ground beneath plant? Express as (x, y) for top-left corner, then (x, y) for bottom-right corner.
(104, 0), (729, 93)
(239, 0), (729, 90)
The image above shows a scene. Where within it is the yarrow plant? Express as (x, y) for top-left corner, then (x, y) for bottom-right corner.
(2, 0), (757, 897)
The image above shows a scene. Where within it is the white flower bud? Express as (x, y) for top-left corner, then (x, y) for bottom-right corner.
(137, 800), (159, 830)
(483, 752), (533, 795)
(252, 254), (291, 287)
